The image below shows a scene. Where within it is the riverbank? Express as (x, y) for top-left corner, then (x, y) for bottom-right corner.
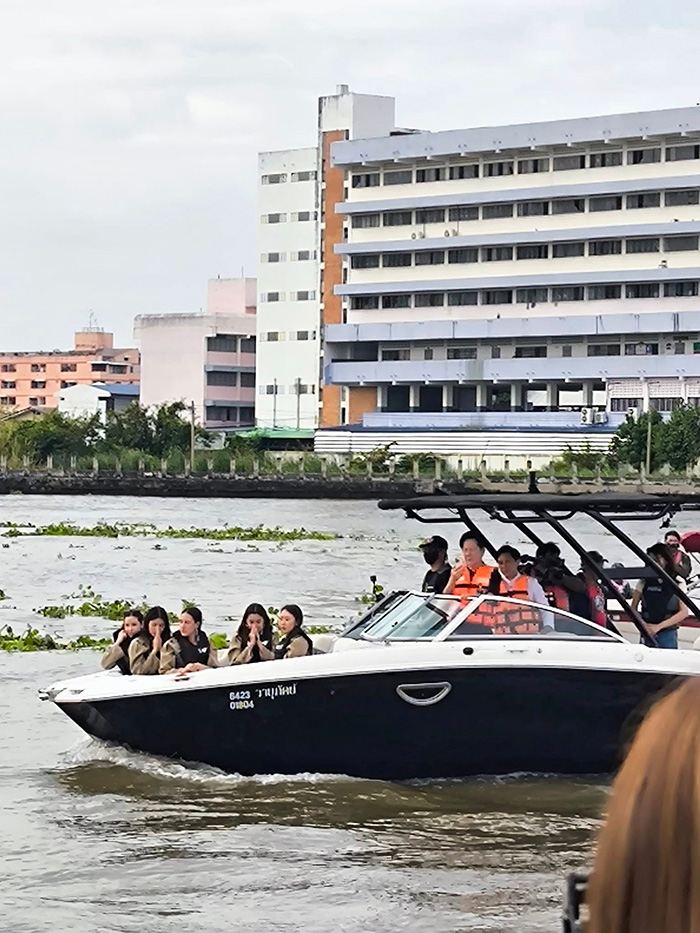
(0, 467), (699, 498)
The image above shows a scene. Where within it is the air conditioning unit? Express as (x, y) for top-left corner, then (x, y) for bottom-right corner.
(580, 407), (594, 425)
(627, 406), (640, 419)
(594, 410), (609, 424)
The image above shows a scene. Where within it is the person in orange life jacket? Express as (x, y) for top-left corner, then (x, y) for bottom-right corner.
(488, 546), (554, 633)
(159, 606), (218, 673)
(275, 604), (314, 659)
(129, 606), (171, 675)
(532, 542), (586, 610)
(228, 603), (275, 665)
(419, 535), (451, 594)
(664, 529), (692, 580)
(631, 543), (687, 650)
(575, 551), (609, 630)
(101, 609), (143, 675)
(444, 532), (492, 600)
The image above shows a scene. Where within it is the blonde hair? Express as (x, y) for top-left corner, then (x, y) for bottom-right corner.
(587, 677), (700, 933)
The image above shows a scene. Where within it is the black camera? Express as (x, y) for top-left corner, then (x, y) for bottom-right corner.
(517, 554), (537, 576)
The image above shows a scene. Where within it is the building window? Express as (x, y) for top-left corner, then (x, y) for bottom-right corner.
(449, 164), (479, 179)
(292, 290), (315, 301)
(293, 330), (313, 341)
(552, 198), (585, 215)
(516, 244), (549, 260)
(552, 286), (584, 302)
(625, 284), (660, 299)
(351, 214), (381, 229)
(481, 246), (513, 262)
(482, 290), (513, 305)
(424, 348), (434, 360)
(1, 365), (16, 373)
(626, 237), (660, 253)
(290, 210), (315, 222)
(207, 371), (238, 386)
(381, 347), (410, 361)
(31, 380), (46, 389)
(589, 151), (623, 167)
(351, 254), (380, 269)
(516, 288), (548, 304)
(1, 381), (15, 389)
(291, 249), (315, 261)
(383, 211), (413, 226)
(415, 250), (445, 265)
(384, 169), (413, 185)
(553, 154), (586, 171)
(553, 241), (585, 257)
(610, 397), (642, 411)
(674, 341), (686, 354)
(60, 381), (76, 388)
(448, 248), (479, 264)
(415, 208), (445, 224)
(628, 147), (661, 165)
(414, 293), (445, 307)
(290, 170), (316, 182)
(262, 291), (283, 302)
(0, 397), (15, 405)
(666, 144), (700, 162)
(562, 345), (573, 357)
(264, 331), (284, 342)
(588, 284), (622, 300)
(514, 346), (547, 358)
(31, 363), (47, 372)
(664, 281), (699, 297)
(589, 239), (622, 256)
(351, 296), (380, 310)
(518, 157), (550, 174)
(240, 337), (255, 353)
(448, 205), (479, 222)
(352, 172), (380, 188)
(447, 347), (477, 360)
(61, 363), (77, 372)
(482, 203), (513, 219)
(383, 252), (412, 267)
(263, 384), (283, 395)
(588, 344), (621, 356)
(381, 295), (411, 309)
(651, 397), (682, 412)
(91, 363), (107, 372)
(589, 195), (622, 212)
(240, 372), (255, 387)
(491, 346), (501, 359)
(665, 189), (700, 206)
(416, 167), (446, 183)
(261, 212), (286, 223)
(664, 235), (699, 252)
(262, 252), (284, 263)
(484, 161), (514, 177)
(447, 291), (478, 306)
(261, 173), (287, 184)
(627, 192), (661, 209)
(517, 201), (549, 217)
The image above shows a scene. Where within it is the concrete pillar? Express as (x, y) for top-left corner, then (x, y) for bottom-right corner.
(476, 383), (488, 411)
(642, 379), (650, 414)
(378, 384), (388, 412)
(582, 382), (594, 406)
(442, 384), (454, 411)
(546, 382), (558, 411)
(409, 384), (420, 412)
(510, 383), (523, 411)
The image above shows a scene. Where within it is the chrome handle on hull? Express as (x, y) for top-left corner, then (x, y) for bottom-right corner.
(396, 682), (452, 707)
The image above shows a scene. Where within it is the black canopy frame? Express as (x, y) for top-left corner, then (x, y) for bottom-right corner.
(379, 493), (700, 646)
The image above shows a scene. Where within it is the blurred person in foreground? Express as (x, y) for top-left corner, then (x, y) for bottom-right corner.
(587, 677), (700, 933)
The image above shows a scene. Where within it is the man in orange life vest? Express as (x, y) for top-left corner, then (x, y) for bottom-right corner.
(444, 532), (493, 600)
(489, 545), (554, 633)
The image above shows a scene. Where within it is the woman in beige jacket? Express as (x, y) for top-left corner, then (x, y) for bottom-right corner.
(159, 606), (219, 674)
(227, 603), (275, 665)
(101, 610), (144, 675)
(129, 606), (171, 675)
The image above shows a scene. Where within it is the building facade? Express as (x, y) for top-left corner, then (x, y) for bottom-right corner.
(0, 329), (139, 411)
(255, 86), (397, 431)
(56, 382), (140, 421)
(315, 105), (700, 461)
(134, 278), (256, 430)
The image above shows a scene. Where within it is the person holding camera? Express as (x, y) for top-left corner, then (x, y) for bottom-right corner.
(532, 542), (586, 611)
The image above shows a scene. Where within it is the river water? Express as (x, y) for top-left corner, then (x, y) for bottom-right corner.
(3, 495), (698, 932)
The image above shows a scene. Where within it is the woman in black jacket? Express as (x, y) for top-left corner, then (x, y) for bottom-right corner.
(159, 606), (218, 673)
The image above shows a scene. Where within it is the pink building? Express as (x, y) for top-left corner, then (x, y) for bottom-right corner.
(134, 278), (256, 429)
(0, 330), (139, 411)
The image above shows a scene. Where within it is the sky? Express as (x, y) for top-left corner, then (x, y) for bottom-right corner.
(1, 0), (699, 350)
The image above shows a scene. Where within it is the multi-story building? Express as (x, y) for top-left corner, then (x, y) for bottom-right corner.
(256, 86), (397, 432)
(0, 329), (139, 411)
(315, 105), (700, 464)
(135, 278), (256, 430)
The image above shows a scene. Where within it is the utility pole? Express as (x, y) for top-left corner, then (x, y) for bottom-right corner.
(296, 378), (301, 430)
(272, 379), (277, 428)
(645, 407), (653, 476)
(189, 401), (196, 473)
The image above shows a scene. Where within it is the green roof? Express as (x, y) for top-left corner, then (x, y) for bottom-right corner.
(235, 428), (315, 440)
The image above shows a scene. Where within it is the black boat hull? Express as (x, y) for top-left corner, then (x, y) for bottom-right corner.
(57, 665), (680, 779)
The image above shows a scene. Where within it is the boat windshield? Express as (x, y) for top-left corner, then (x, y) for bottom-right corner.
(359, 593), (623, 642)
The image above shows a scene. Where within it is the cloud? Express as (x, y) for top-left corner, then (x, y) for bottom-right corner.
(0, 0), (698, 348)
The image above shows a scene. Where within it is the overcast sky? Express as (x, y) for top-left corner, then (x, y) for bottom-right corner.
(1, 0), (699, 350)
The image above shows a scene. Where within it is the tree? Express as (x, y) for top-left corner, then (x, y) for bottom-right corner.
(12, 410), (100, 461)
(609, 410), (665, 471)
(659, 404), (700, 471)
(102, 403), (153, 453)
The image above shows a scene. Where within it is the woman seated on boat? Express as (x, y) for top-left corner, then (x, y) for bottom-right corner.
(275, 604), (314, 659)
(487, 545), (554, 633)
(101, 609), (144, 675)
(159, 606), (219, 673)
(129, 606), (172, 675)
(228, 603), (275, 665)
(631, 543), (687, 649)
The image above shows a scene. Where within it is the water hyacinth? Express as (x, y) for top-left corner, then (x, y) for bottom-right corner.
(0, 521), (337, 542)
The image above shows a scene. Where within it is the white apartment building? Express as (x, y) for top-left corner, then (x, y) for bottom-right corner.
(316, 105), (700, 463)
(256, 86), (396, 431)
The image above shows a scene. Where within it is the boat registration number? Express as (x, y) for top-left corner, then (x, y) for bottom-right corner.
(229, 683), (297, 711)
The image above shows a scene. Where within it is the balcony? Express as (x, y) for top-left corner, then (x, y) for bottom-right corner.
(361, 411), (627, 430)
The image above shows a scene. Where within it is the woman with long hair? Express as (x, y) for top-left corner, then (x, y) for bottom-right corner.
(631, 542), (687, 649)
(274, 604), (313, 659)
(587, 677), (700, 933)
(159, 606), (218, 674)
(227, 603), (274, 665)
(129, 606), (172, 675)
(101, 609), (143, 675)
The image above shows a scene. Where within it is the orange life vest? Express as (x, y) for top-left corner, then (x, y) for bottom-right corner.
(491, 574), (541, 634)
(453, 564), (494, 626)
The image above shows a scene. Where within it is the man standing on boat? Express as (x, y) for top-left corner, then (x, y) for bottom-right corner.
(419, 535), (451, 594)
(444, 532), (492, 600)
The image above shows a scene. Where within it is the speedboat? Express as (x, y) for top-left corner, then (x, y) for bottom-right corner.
(40, 492), (700, 779)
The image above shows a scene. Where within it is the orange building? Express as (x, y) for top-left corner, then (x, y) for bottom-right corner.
(0, 329), (139, 411)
